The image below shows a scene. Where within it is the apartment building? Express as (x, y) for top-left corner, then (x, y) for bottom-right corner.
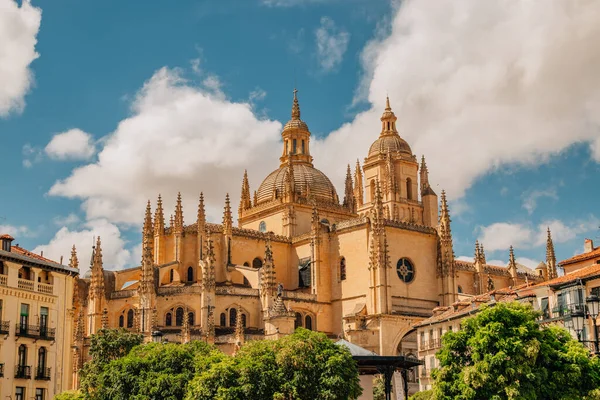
(0, 234), (78, 400)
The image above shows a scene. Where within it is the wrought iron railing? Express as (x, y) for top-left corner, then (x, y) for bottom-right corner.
(15, 365), (31, 379)
(35, 367), (51, 380)
(0, 320), (9, 334)
(15, 324), (56, 340)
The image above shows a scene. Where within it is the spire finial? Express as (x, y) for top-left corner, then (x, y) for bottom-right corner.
(385, 95), (391, 111)
(291, 88), (300, 120)
(546, 227), (557, 279)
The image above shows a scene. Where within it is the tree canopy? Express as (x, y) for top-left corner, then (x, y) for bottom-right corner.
(432, 301), (600, 400)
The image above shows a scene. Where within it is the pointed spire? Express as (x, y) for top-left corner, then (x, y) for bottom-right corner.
(239, 170), (252, 216)
(174, 192), (184, 233)
(261, 239), (276, 294)
(93, 236), (103, 269)
(474, 240), (481, 263)
(154, 194), (165, 235)
(101, 308), (109, 329)
(143, 200), (154, 254)
(380, 95), (398, 135)
(385, 95), (391, 111)
(69, 245), (79, 270)
(373, 179), (384, 226)
(197, 192), (206, 233)
(508, 245), (517, 280)
(91, 236), (105, 300)
(385, 150), (396, 197)
(480, 244), (486, 265)
(439, 190), (452, 240)
(223, 193), (233, 236)
(284, 157), (295, 202)
(546, 227), (557, 279)
(354, 159), (364, 207)
(291, 88), (300, 120)
(420, 155), (434, 196)
(234, 305), (245, 348)
(343, 164), (355, 212)
(202, 231), (216, 290)
(253, 190), (258, 207)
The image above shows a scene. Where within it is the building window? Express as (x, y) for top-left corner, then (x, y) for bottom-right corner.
(229, 308), (237, 327)
(406, 178), (412, 200)
(420, 331), (425, 347)
(340, 257), (346, 281)
(38, 347), (47, 372)
(292, 139), (297, 154)
(20, 303), (29, 329)
(187, 267), (194, 282)
(252, 257), (263, 269)
(259, 221), (267, 233)
(298, 257), (311, 288)
(175, 307), (184, 326)
(305, 315), (313, 331)
(40, 307), (49, 336)
(18, 344), (27, 367)
(457, 285), (463, 294)
(127, 309), (134, 328)
(241, 313), (247, 327)
(0, 261), (5, 274)
(396, 258), (415, 283)
(220, 313), (226, 326)
(119, 315), (124, 327)
(16, 387), (25, 400)
(188, 312), (194, 326)
(35, 388), (44, 400)
(370, 180), (376, 202)
(169, 269), (174, 282)
(294, 312), (302, 330)
(301, 140), (305, 154)
(448, 326), (453, 332)
(541, 297), (550, 319)
(165, 312), (172, 326)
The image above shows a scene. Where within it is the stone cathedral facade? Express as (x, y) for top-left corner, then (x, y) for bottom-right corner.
(70, 91), (545, 387)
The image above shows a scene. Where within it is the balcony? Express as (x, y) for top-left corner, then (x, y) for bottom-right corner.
(0, 274), (6, 286)
(17, 278), (34, 291)
(0, 363), (4, 377)
(421, 339), (441, 351)
(0, 320), (9, 334)
(15, 365), (31, 379)
(35, 367), (51, 381)
(37, 282), (53, 295)
(15, 324), (56, 340)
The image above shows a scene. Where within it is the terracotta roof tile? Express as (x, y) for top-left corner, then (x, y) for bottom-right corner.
(0, 234), (14, 240)
(559, 247), (600, 266)
(11, 246), (60, 264)
(527, 263), (600, 289)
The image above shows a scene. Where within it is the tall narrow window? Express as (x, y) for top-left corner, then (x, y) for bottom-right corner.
(406, 178), (413, 200)
(229, 308), (237, 327)
(176, 307), (184, 326)
(340, 257), (346, 281)
(127, 309), (134, 328)
(292, 139), (297, 154)
(0, 299), (3, 320)
(187, 266), (194, 282)
(0, 261), (4, 274)
(370, 180), (376, 202)
(294, 312), (302, 330)
(220, 313), (226, 326)
(40, 307), (48, 337)
(241, 314), (247, 327)
(119, 315), (124, 327)
(188, 312), (194, 326)
(305, 315), (313, 331)
(35, 388), (44, 400)
(20, 304), (29, 332)
(38, 347), (47, 371)
(165, 312), (172, 326)
(15, 387), (25, 400)
(169, 269), (174, 282)
(301, 140), (305, 154)
(18, 344), (27, 366)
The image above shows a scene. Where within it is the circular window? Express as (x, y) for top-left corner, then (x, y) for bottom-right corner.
(396, 258), (415, 283)
(259, 221), (267, 233)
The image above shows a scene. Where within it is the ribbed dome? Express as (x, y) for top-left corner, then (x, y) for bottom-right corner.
(256, 163), (338, 205)
(368, 134), (412, 158)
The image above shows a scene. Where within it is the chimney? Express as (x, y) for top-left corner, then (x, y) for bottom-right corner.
(0, 234), (14, 252)
(584, 239), (594, 253)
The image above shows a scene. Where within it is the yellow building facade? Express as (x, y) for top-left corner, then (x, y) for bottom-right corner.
(71, 92), (543, 392)
(0, 234), (78, 400)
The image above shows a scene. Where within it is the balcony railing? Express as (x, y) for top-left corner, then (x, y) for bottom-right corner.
(37, 282), (53, 295)
(17, 278), (34, 291)
(35, 367), (51, 380)
(0, 320), (9, 334)
(0, 274), (6, 286)
(15, 365), (31, 379)
(421, 339), (441, 351)
(541, 302), (587, 322)
(15, 324), (56, 340)
(0, 363), (4, 377)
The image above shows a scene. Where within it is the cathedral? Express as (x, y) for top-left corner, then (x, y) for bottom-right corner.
(70, 91), (544, 386)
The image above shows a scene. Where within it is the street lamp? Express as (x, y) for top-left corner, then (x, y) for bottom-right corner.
(571, 310), (585, 341)
(586, 294), (600, 354)
(151, 330), (163, 343)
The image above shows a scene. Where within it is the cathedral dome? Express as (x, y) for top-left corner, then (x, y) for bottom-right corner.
(368, 134), (413, 158)
(256, 163), (339, 205)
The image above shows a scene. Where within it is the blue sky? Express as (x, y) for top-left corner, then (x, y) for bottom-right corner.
(1, 0), (599, 273)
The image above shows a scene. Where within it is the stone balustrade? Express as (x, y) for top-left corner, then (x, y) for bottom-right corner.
(17, 279), (34, 291)
(0, 275), (6, 286)
(37, 282), (53, 295)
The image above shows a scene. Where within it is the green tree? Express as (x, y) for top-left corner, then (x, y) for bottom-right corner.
(408, 389), (434, 400)
(373, 375), (385, 400)
(432, 302), (600, 400)
(55, 390), (85, 400)
(80, 328), (144, 398)
(186, 328), (362, 400)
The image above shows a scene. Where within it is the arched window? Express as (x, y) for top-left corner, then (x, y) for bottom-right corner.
(292, 139), (297, 154)
(165, 312), (172, 326)
(243, 262), (250, 267)
(38, 347), (46, 370)
(18, 344), (27, 366)
(220, 313), (226, 327)
(406, 178), (413, 200)
(258, 221), (267, 233)
(169, 269), (174, 283)
(457, 285), (463, 294)
(119, 315), (124, 327)
(340, 257), (346, 281)
(294, 312), (302, 330)
(175, 307), (184, 326)
(187, 266), (194, 282)
(127, 309), (134, 328)
(305, 315), (313, 331)
(243, 277), (250, 287)
(241, 314), (247, 327)
(370, 180), (376, 202)
(188, 312), (194, 326)
(301, 140), (305, 154)
(396, 258), (415, 283)
(229, 308), (237, 327)
(252, 257), (263, 269)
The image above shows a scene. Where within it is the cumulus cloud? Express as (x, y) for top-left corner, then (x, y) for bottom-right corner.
(315, 17), (350, 72)
(45, 129), (96, 161)
(32, 219), (132, 273)
(0, 224), (31, 238)
(52, 213), (80, 227)
(48, 67), (282, 225)
(314, 0), (600, 198)
(0, 0), (41, 117)
(522, 188), (558, 214)
(22, 143), (42, 168)
(262, 0), (329, 7)
(477, 217), (599, 252)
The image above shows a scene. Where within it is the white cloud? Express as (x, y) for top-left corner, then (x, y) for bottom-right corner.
(45, 129), (96, 161)
(0, 224), (31, 238)
(52, 213), (80, 227)
(262, 0), (329, 7)
(315, 17), (350, 72)
(0, 0), (41, 117)
(522, 188), (558, 214)
(456, 255), (474, 263)
(22, 143), (42, 168)
(249, 87), (267, 103)
(516, 257), (540, 270)
(32, 219), (132, 274)
(48, 67), (282, 225)
(477, 217), (600, 252)
(315, 0), (600, 198)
